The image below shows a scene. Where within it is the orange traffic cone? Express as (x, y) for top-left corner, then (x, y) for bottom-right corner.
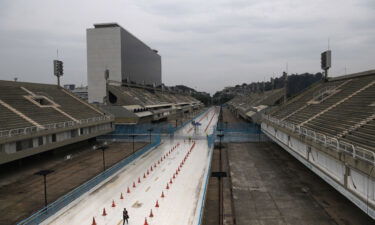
(169, 178), (173, 184)
(127, 187), (131, 193)
(149, 209), (154, 218)
(102, 208), (107, 216)
(166, 183), (169, 189)
(112, 200), (116, 207)
(161, 191), (165, 198)
(144, 218), (149, 225)
(143, 173), (146, 179)
(147, 169), (149, 175)
(133, 181), (136, 188)
(120, 193), (124, 199)
(92, 217), (97, 225)
(155, 200), (159, 208)
(138, 177), (141, 183)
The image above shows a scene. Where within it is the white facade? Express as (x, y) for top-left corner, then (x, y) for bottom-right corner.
(87, 23), (161, 103)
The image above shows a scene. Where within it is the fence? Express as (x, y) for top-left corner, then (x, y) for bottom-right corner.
(216, 122), (262, 134)
(16, 135), (161, 225)
(101, 109), (210, 141)
(263, 114), (375, 165)
(214, 122), (268, 143)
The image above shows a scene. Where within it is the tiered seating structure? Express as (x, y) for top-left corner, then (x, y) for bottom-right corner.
(269, 71), (375, 152)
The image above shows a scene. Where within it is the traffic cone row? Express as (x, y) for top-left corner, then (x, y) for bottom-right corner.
(142, 140), (192, 223)
(92, 141), (187, 225)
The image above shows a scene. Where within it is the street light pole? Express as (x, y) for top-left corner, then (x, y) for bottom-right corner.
(129, 134), (136, 154)
(93, 142), (109, 172)
(147, 128), (153, 143)
(101, 148), (106, 171)
(34, 169), (54, 208)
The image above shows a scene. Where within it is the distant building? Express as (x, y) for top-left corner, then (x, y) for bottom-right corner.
(87, 23), (162, 103)
(64, 84), (88, 100)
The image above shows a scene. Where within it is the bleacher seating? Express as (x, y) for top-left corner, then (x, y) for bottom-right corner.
(0, 104), (32, 130)
(108, 85), (199, 107)
(26, 85), (102, 120)
(226, 88), (285, 120)
(269, 70), (375, 152)
(0, 80), (106, 131)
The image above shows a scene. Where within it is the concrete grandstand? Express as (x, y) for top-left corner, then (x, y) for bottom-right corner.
(102, 81), (203, 124)
(261, 70), (375, 219)
(0, 80), (114, 165)
(226, 88), (285, 122)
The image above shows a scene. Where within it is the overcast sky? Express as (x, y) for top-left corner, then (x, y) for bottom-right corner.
(0, 0), (374, 94)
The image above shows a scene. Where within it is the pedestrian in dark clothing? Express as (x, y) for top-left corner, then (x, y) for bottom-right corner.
(123, 208), (129, 224)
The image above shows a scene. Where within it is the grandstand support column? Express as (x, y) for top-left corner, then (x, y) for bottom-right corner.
(344, 164), (350, 188)
(367, 166), (375, 215)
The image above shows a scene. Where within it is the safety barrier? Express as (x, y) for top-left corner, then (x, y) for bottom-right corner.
(16, 135), (161, 225)
(263, 114), (375, 165)
(216, 122), (261, 134)
(102, 108), (210, 140)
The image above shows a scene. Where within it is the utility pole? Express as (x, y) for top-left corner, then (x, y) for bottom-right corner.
(283, 71), (288, 103)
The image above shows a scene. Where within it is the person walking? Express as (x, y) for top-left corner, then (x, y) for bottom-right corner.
(122, 208), (129, 225)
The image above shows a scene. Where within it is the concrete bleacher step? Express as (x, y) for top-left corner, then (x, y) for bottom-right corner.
(300, 80), (375, 126)
(343, 133), (375, 149)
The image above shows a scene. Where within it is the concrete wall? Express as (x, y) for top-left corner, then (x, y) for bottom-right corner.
(87, 27), (122, 103)
(87, 25), (161, 103)
(121, 29), (161, 86)
(261, 122), (375, 219)
(0, 123), (113, 165)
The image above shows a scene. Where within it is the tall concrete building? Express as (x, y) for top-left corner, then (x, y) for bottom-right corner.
(87, 23), (162, 103)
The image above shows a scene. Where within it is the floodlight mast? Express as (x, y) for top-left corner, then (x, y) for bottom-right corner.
(53, 60), (63, 86)
(321, 50), (331, 80)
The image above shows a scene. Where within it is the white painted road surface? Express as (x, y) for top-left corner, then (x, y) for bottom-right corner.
(42, 107), (219, 225)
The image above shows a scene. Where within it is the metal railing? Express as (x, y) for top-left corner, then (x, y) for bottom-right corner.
(0, 115), (113, 139)
(263, 114), (375, 165)
(16, 135), (161, 225)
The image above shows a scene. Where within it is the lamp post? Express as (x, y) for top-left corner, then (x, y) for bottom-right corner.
(130, 134), (136, 154)
(93, 142), (108, 172)
(147, 128), (154, 143)
(34, 169), (54, 207)
(216, 132), (225, 225)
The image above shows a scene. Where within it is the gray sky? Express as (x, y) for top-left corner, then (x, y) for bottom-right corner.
(0, 0), (374, 94)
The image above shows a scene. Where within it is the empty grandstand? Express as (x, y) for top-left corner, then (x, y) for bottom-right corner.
(226, 88), (285, 122)
(261, 70), (375, 219)
(101, 81), (203, 124)
(0, 80), (114, 165)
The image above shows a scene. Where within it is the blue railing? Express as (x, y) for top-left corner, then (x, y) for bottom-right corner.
(101, 109), (210, 141)
(16, 135), (161, 225)
(216, 122), (261, 134)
